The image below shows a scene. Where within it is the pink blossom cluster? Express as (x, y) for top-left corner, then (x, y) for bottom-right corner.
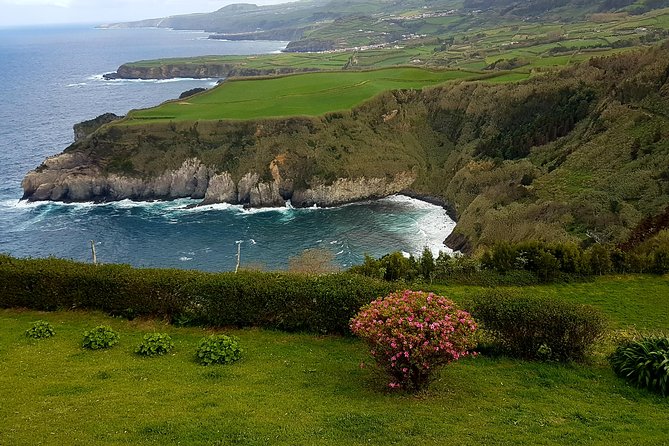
(350, 290), (477, 390)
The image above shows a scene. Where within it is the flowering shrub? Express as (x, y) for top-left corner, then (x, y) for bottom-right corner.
(350, 290), (477, 391)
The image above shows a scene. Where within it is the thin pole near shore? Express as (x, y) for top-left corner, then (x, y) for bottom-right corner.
(90, 240), (97, 265)
(235, 242), (241, 273)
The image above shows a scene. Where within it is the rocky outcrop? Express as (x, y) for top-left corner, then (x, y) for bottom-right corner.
(104, 64), (320, 80)
(73, 113), (122, 142)
(444, 232), (473, 255)
(202, 172), (237, 204)
(291, 172), (417, 207)
(22, 155), (417, 208)
(104, 64), (236, 80)
(22, 156), (210, 202)
(179, 88), (207, 99)
(284, 39), (336, 53)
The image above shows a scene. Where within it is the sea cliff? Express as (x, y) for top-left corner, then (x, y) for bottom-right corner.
(22, 155), (416, 208)
(104, 64), (319, 80)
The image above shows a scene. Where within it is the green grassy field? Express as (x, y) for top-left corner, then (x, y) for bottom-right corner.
(1, 275), (667, 445)
(127, 68), (479, 122)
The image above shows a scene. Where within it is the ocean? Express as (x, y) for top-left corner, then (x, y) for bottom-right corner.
(0, 25), (454, 271)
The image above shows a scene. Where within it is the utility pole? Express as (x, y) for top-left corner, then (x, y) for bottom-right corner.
(90, 240), (97, 265)
(235, 241), (241, 273)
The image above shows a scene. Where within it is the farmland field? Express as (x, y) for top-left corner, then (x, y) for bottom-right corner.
(127, 68), (481, 122)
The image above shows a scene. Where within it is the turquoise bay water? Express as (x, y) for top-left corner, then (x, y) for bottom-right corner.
(0, 25), (454, 271)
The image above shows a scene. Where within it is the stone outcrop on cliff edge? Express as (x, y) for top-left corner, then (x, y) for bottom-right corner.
(103, 64), (320, 80)
(22, 155), (418, 208)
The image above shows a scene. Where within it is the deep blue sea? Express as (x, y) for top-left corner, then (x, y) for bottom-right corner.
(0, 25), (454, 271)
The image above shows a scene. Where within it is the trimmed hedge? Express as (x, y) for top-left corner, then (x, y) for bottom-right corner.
(0, 255), (394, 335)
(469, 290), (607, 361)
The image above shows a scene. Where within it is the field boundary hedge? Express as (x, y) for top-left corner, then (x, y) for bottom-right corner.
(0, 255), (394, 335)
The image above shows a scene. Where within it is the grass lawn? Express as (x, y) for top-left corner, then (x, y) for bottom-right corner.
(429, 275), (669, 330)
(126, 68), (480, 123)
(1, 275), (667, 445)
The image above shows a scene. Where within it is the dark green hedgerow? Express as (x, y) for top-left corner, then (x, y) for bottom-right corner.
(469, 290), (607, 362)
(0, 255), (394, 335)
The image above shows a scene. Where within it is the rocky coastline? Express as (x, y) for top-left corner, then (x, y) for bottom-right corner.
(22, 155), (419, 210)
(103, 64), (320, 81)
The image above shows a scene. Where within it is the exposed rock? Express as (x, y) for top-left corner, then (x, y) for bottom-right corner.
(23, 155), (420, 210)
(237, 172), (260, 204)
(73, 113), (122, 142)
(179, 88), (207, 99)
(291, 171), (416, 208)
(444, 232), (472, 254)
(104, 64), (320, 80)
(250, 182), (285, 207)
(202, 172), (237, 204)
(23, 156), (210, 202)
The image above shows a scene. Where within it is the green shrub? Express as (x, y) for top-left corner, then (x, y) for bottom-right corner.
(25, 320), (55, 339)
(82, 325), (120, 350)
(0, 255), (393, 335)
(135, 333), (174, 357)
(196, 335), (243, 365)
(610, 336), (669, 396)
(469, 290), (607, 361)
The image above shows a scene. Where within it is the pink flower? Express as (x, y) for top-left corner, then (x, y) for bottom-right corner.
(350, 290), (478, 390)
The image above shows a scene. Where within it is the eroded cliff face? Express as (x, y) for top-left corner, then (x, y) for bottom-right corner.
(22, 155), (417, 208)
(104, 64), (320, 80)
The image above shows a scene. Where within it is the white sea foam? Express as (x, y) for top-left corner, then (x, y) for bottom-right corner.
(173, 202), (241, 213)
(240, 204), (293, 215)
(87, 73), (217, 85)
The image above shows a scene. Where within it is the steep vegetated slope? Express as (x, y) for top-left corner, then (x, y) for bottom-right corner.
(22, 43), (669, 251)
(103, 0), (669, 53)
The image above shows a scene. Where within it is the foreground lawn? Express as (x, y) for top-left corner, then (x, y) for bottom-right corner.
(430, 275), (669, 330)
(127, 68), (479, 122)
(1, 274), (668, 446)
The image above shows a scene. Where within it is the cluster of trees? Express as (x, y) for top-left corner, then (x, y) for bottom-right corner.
(350, 233), (669, 284)
(481, 239), (669, 279)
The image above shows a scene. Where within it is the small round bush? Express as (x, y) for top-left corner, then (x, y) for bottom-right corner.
(135, 333), (174, 357)
(25, 320), (55, 339)
(82, 325), (120, 350)
(610, 336), (669, 397)
(196, 334), (243, 365)
(350, 290), (478, 391)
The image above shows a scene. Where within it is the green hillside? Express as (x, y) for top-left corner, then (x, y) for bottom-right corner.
(44, 42), (666, 252)
(127, 68), (484, 122)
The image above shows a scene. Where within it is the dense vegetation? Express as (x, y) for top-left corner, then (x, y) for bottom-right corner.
(0, 255), (393, 335)
(351, 229), (669, 287)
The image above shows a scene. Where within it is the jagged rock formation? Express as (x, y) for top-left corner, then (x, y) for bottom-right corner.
(22, 155), (417, 208)
(104, 64), (320, 80)
(73, 113), (122, 142)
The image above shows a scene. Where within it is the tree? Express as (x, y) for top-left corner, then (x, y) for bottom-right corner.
(288, 248), (339, 274)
